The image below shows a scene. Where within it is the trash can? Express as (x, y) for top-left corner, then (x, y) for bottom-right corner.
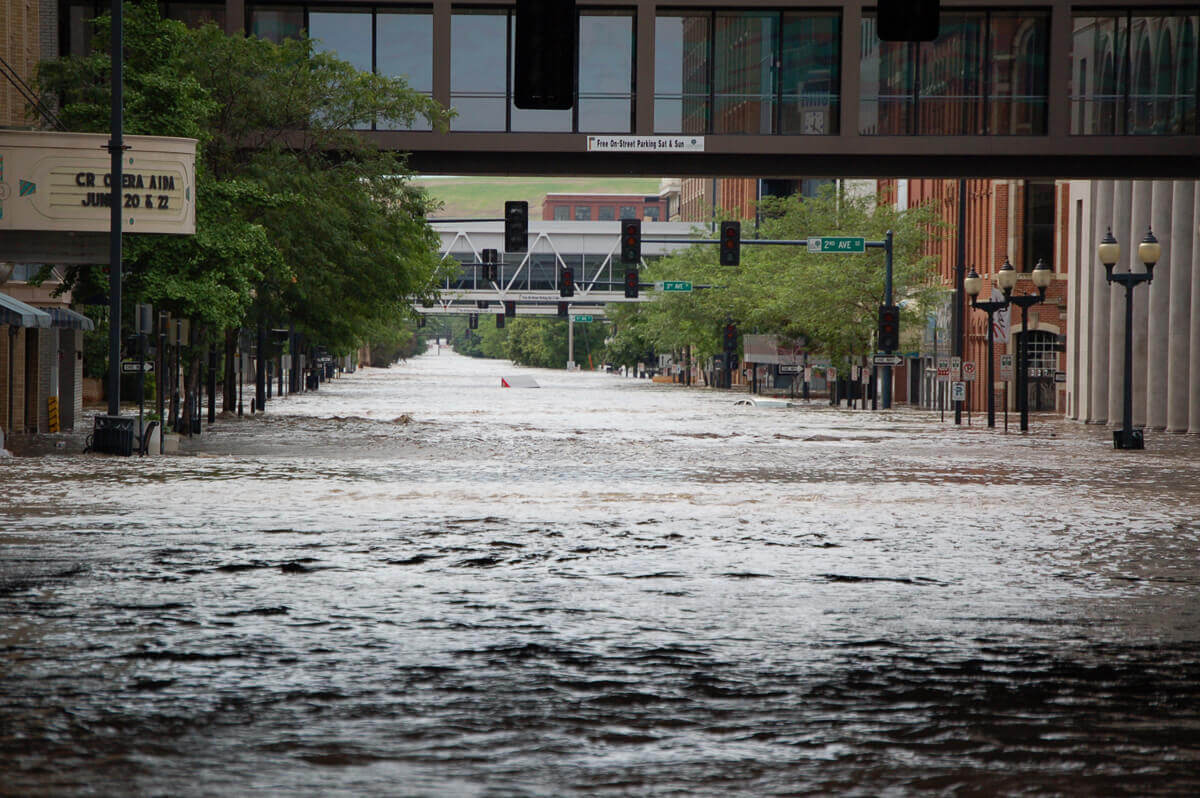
(92, 415), (135, 456)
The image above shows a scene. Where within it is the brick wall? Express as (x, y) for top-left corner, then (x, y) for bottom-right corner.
(0, 0), (41, 127)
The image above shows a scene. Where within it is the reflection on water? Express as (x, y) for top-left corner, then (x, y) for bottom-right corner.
(2, 351), (1200, 795)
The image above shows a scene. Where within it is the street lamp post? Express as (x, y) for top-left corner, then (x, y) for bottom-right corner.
(963, 265), (1009, 428)
(995, 257), (1052, 433)
(1098, 227), (1159, 450)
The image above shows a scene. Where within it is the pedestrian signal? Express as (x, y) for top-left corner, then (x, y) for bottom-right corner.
(620, 219), (641, 264)
(720, 221), (741, 266)
(624, 268), (639, 298)
(504, 201), (528, 252)
(560, 267), (574, 297)
(878, 305), (900, 352)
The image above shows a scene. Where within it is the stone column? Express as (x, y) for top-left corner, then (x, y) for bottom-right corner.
(1070, 181), (1093, 421)
(1146, 181), (1173, 429)
(1167, 181), (1194, 433)
(1108, 180), (1132, 425)
(1129, 180), (1152, 427)
(1089, 181), (1113, 424)
(1190, 181), (1200, 434)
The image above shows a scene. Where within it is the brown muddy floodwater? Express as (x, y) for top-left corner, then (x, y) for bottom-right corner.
(2, 349), (1199, 796)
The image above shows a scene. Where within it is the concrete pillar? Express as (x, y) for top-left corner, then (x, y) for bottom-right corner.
(1107, 180), (1132, 425)
(1191, 181), (1200, 434)
(1089, 181), (1113, 423)
(1069, 181), (1093, 421)
(1146, 181), (1173, 429)
(1129, 180), (1152, 427)
(1167, 181), (1194, 433)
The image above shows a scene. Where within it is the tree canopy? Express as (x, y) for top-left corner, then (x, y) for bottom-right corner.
(604, 185), (945, 369)
(35, 1), (451, 357)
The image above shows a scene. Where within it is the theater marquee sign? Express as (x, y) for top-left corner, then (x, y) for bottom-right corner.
(0, 131), (196, 235)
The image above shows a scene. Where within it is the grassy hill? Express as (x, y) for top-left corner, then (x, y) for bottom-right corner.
(415, 176), (664, 220)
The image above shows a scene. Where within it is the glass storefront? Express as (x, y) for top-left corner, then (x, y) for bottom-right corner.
(860, 10), (1048, 135)
(1072, 10), (1199, 135)
(655, 9), (839, 135)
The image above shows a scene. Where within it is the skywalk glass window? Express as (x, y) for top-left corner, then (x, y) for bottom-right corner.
(655, 10), (840, 135)
(1071, 10), (1199, 135)
(859, 9), (1049, 135)
(377, 10), (435, 131)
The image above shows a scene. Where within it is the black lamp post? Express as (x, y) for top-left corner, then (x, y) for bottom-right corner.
(994, 257), (1052, 432)
(1099, 226), (1158, 450)
(963, 265), (1009, 428)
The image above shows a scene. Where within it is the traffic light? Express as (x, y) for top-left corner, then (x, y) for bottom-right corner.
(513, 0), (577, 110)
(504, 300), (516, 318)
(620, 218), (641, 264)
(504, 201), (528, 252)
(719, 221), (741, 266)
(878, 305), (900, 351)
(723, 322), (737, 353)
(557, 302), (569, 317)
(624, 268), (639, 298)
(482, 248), (499, 283)
(496, 313), (505, 329)
(560, 267), (574, 297)
(416, 315), (426, 329)
(878, 0), (939, 42)
(468, 313), (478, 330)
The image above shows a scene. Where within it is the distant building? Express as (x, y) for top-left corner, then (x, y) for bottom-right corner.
(541, 191), (674, 223)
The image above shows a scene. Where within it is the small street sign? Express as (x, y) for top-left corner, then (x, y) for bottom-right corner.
(962, 360), (977, 381)
(1054, 371), (1067, 383)
(660, 280), (693, 292)
(826, 367), (837, 381)
(807, 236), (866, 254)
(851, 365), (861, 380)
(803, 366), (812, 381)
(572, 315), (594, 323)
(121, 360), (153, 373)
(950, 356), (962, 381)
(951, 381), (967, 401)
(999, 354), (1014, 380)
(936, 357), (951, 381)
(873, 354), (902, 366)
(778, 364), (801, 374)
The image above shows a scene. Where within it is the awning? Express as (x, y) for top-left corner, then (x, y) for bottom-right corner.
(0, 293), (53, 328)
(37, 305), (96, 331)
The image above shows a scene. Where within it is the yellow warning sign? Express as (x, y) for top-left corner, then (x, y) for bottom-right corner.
(47, 396), (60, 433)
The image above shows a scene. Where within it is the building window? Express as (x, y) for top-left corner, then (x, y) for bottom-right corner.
(1023, 181), (1055, 272)
(655, 9), (839, 135)
(554, 205), (571, 221)
(644, 206), (660, 221)
(1071, 11), (1199, 135)
(619, 205), (638, 219)
(578, 12), (634, 133)
(598, 206), (615, 221)
(163, 3), (226, 29)
(860, 10), (1049, 135)
(377, 10), (435, 131)
(575, 206), (592, 221)
(249, 7), (304, 44)
(451, 10), (509, 131)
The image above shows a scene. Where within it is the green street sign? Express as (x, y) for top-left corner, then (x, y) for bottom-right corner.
(807, 236), (866, 253)
(572, 315), (594, 323)
(660, 280), (693, 292)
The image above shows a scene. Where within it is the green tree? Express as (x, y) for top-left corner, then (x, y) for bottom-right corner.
(607, 186), (944, 372)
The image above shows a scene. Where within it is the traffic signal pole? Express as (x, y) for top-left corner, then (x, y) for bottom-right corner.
(882, 230), (894, 410)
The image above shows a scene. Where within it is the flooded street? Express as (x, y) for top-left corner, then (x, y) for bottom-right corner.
(3, 349), (1200, 796)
